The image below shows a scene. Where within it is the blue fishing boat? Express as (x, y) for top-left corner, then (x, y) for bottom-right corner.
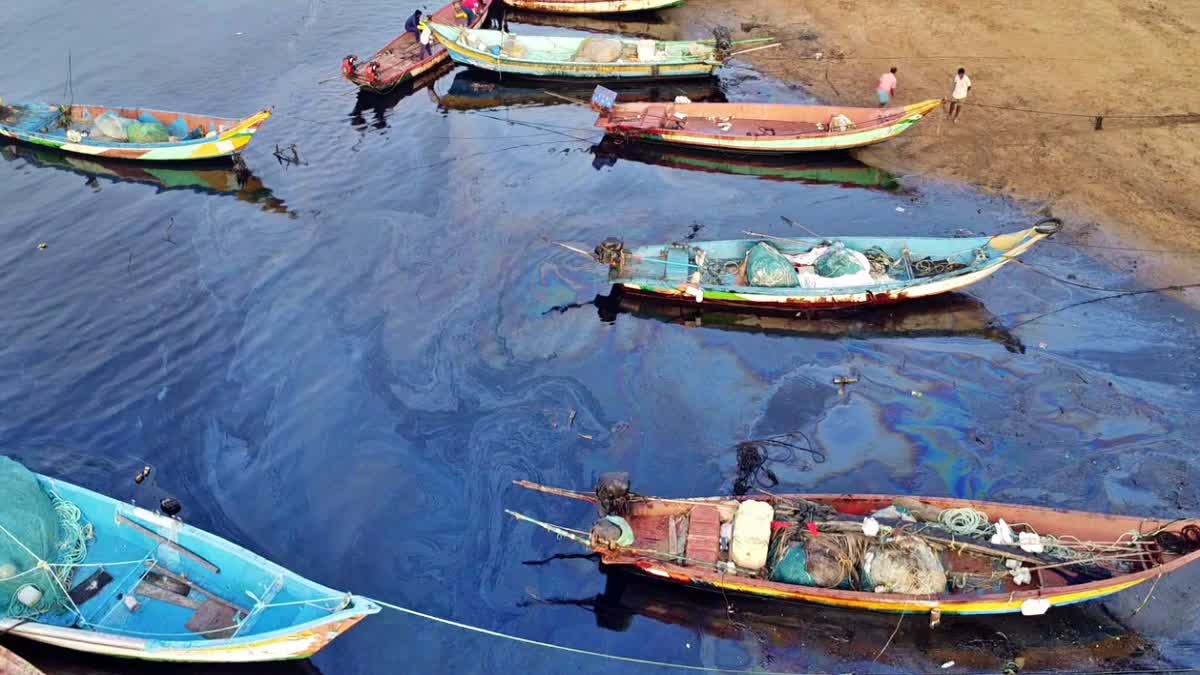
(0, 456), (378, 663)
(590, 219), (1060, 311)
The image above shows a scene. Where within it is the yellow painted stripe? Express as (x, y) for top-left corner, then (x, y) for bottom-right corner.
(691, 574), (1146, 614)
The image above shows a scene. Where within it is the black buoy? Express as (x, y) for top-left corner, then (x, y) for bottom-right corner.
(159, 497), (182, 518)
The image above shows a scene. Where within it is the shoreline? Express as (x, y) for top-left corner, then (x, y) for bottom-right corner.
(670, 0), (1200, 304)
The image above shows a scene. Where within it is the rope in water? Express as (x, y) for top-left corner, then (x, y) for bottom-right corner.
(366, 597), (816, 674)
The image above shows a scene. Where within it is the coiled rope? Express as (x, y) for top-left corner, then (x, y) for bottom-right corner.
(938, 507), (992, 537)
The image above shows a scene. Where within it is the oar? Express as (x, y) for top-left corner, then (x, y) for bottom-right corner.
(726, 42), (783, 58)
(541, 90), (589, 106)
(506, 510), (592, 547)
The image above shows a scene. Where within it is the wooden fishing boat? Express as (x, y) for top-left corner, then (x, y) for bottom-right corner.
(500, 0), (682, 15)
(594, 90), (942, 152)
(593, 291), (1024, 352)
(341, 0), (492, 92)
(2, 142), (291, 216)
(0, 457), (378, 662)
(590, 138), (901, 189)
(589, 219), (1060, 311)
(429, 24), (773, 80)
(511, 477), (1200, 619)
(0, 102), (270, 162)
(438, 69), (722, 111)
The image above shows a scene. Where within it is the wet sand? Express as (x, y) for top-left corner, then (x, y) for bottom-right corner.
(674, 0), (1200, 297)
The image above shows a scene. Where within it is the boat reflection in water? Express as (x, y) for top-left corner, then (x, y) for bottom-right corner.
(591, 137), (902, 190)
(437, 69), (724, 112)
(349, 61), (455, 129)
(527, 570), (1154, 673)
(593, 289), (1024, 352)
(1, 142), (293, 217)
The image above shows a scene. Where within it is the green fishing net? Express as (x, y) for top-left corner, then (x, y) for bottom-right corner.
(0, 456), (86, 618)
(745, 242), (799, 287)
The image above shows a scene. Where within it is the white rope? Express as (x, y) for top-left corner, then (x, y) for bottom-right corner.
(368, 597), (816, 674)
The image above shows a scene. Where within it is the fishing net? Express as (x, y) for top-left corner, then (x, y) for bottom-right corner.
(0, 456), (89, 619)
(92, 112), (130, 141)
(500, 35), (527, 59)
(813, 243), (866, 278)
(126, 121), (170, 144)
(769, 528), (865, 588)
(861, 534), (947, 595)
(576, 38), (623, 64)
(744, 242), (799, 287)
(863, 246), (968, 279)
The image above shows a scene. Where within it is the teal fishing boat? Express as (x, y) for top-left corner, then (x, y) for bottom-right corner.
(429, 24), (774, 80)
(0, 456), (378, 663)
(590, 219), (1060, 311)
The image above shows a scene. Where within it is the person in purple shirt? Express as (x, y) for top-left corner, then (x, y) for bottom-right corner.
(404, 10), (423, 37)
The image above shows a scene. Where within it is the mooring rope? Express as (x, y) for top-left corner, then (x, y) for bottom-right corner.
(366, 597), (815, 674)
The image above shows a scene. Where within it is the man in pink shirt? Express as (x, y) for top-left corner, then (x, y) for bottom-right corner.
(877, 67), (898, 107)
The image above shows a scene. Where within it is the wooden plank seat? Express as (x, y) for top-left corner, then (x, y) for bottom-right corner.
(684, 505), (722, 566)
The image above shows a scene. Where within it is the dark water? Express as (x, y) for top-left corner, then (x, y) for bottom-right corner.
(3, 2), (1200, 673)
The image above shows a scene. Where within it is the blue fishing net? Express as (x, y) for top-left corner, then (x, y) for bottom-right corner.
(0, 456), (86, 618)
(745, 242), (799, 287)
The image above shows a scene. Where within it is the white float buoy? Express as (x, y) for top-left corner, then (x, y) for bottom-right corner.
(16, 584), (43, 608)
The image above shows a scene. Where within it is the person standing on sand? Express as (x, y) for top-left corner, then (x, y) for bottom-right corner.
(877, 67), (898, 107)
(948, 67), (972, 121)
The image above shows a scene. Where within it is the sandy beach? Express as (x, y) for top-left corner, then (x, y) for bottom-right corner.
(675, 0), (1200, 296)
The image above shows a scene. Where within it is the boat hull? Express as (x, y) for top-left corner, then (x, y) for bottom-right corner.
(441, 42), (717, 79)
(430, 25), (731, 80)
(0, 106), (270, 162)
(513, 481), (1200, 618)
(600, 99), (942, 153)
(501, 0), (683, 14)
(621, 558), (1149, 616)
(609, 225), (1054, 311)
(1, 612), (370, 663)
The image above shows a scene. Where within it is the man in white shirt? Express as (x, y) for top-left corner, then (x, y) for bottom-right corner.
(948, 67), (971, 122)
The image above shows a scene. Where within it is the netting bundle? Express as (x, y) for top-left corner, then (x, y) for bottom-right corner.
(0, 456), (83, 618)
(744, 242), (799, 287)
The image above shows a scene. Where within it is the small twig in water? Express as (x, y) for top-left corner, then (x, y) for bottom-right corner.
(1131, 573), (1163, 616)
(873, 612), (905, 663)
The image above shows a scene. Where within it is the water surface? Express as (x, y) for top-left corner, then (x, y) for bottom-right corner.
(2, 1), (1200, 673)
